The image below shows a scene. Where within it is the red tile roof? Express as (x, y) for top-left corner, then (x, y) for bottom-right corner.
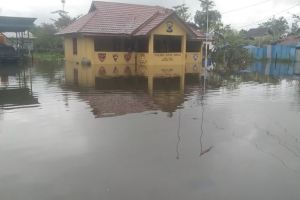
(81, 92), (159, 118)
(58, 11), (96, 35)
(186, 22), (205, 40)
(133, 10), (173, 36)
(57, 1), (198, 39)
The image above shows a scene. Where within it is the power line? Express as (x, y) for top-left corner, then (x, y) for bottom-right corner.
(222, 0), (272, 15)
(235, 2), (300, 29)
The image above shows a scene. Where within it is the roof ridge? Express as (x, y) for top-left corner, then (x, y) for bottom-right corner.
(131, 11), (162, 35)
(78, 11), (97, 33)
(91, 1), (166, 9)
(135, 12), (198, 38)
(172, 13), (198, 38)
(131, 9), (174, 35)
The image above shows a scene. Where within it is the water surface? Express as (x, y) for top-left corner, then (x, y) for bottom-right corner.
(0, 61), (300, 200)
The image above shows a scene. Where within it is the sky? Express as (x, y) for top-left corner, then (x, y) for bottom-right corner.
(0, 0), (300, 30)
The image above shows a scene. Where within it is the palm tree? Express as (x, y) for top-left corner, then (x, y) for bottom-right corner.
(199, 0), (215, 11)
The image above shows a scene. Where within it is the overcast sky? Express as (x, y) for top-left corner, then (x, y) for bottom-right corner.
(1, 0), (300, 30)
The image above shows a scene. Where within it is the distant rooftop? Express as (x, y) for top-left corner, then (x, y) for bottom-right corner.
(0, 16), (36, 32)
(246, 27), (271, 39)
(278, 35), (300, 46)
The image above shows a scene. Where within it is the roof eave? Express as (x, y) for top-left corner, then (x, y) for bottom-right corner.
(56, 32), (132, 37)
(188, 37), (206, 41)
(131, 10), (174, 36)
(171, 14), (198, 39)
(134, 12), (198, 38)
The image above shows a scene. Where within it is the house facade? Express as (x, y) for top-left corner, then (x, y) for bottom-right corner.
(58, 1), (204, 86)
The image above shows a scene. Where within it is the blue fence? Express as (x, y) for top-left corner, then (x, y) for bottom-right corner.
(248, 62), (296, 76)
(245, 45), (296, 62)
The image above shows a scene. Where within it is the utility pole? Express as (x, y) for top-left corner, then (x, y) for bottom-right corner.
(62, 0), (66, 12)
(204, 2), (208, 92)
(199, 0), (209, 92)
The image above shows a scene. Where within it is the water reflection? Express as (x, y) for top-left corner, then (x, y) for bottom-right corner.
(245, 61), (300, 110)
(1, 61), (300, 200)
(0, 64), (38, 109)
(64, 63), (185, 118)
(247, 61), (300, 77)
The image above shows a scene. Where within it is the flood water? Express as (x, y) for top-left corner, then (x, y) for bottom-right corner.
(0, 61), (300, 200)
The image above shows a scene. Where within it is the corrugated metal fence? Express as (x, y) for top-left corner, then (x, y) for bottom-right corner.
(245, 45), (297, 62)
(248, 61), (298, 76)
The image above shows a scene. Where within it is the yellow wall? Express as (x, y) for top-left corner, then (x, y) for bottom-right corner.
(91, 51), (136, 77)
(92, 52), (135, 65)
(150, 17), (187, 38)
(94, 64), (136, 78)
(65, 61), (96, 87)
(185, 52), (203, 74)
(64, 62), (184, 95)
(143, 16), (187, 78)
(64, 36), (94, 64)
(149, 18), (186, 57)
(137, 53), (185, 77)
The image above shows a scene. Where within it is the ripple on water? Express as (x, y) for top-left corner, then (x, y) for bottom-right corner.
(1, 62), (300, 200)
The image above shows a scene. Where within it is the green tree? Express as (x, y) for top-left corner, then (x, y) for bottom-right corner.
(173, 4), (191, 22)
(32, 13), (78, 52)
(291, 15), (300, 35)
(31, 23), (63, 52)
(238, 29), (247, 37)
(199, 0), (215, 10)
(259, 16), (289, 40)
(52, 13), (79, 30)
(212, 25), (251, 69)
(194, 0), (222, 32)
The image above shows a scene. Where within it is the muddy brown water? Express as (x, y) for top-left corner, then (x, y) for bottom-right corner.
(0, 61), (300, 200)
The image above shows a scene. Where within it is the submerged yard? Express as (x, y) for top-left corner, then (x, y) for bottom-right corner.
(0, 61), (300, 200)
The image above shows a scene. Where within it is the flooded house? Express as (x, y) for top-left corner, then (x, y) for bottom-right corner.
(57, 1), (205, 89)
